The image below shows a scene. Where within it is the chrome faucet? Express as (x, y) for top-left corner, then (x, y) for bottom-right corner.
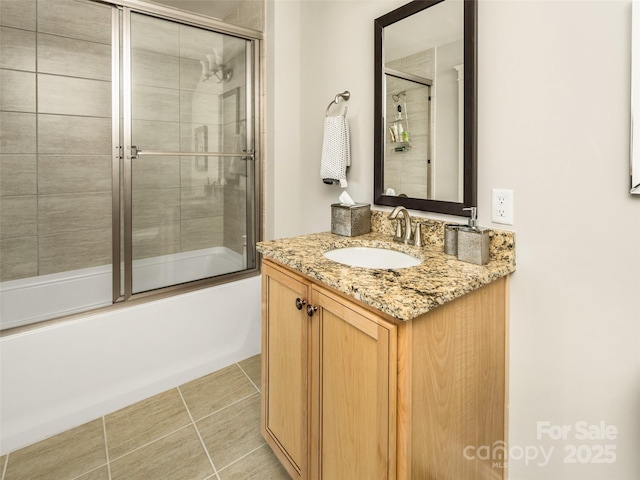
(388, 206), (423, 246)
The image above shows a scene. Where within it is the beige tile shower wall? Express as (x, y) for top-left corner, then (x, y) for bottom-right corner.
(0, 0), (113, 281)
(37, 0), (113, 276)
(0, 26), (36, 71)
(0, 0), (36, 30)
(130, 16), (228, 260)
(130, 14), (178, 261)
(37, 32), (111, 80)
(0, 0), (264, 282)
(37, 0), (111, 44)
(0, 70), (36, 111)
(0, 12), (36, 281)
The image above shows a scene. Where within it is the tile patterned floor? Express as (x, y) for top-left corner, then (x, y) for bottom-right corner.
(0, 354), (291, 480)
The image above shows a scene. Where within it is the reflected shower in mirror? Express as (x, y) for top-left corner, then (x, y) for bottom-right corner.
(374, 0), (477, 217)
(384, 72), (433, 198)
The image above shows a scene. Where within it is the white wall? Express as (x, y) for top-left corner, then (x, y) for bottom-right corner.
(266, 0), (640, 478)
(265, 0), (302, 240)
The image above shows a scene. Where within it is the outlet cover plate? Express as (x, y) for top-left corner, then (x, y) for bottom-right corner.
(491, 188), (514, 225)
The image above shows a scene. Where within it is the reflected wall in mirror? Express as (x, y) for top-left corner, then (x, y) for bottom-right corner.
(374, 0), (477, 216)
(632, 0), (640, 194)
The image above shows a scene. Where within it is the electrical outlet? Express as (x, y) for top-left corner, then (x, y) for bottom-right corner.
(492, 189), (514, 225)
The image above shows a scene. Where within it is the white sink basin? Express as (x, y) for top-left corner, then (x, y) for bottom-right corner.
(323, 246), (422, 269)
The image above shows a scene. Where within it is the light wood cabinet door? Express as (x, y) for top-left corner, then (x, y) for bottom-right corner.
(310, 286), (397, 480)
(261, 262), (310, 480)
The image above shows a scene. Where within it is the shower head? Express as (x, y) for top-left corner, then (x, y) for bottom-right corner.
(392, 91), (406, 102)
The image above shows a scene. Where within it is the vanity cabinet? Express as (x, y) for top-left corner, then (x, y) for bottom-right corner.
(261, 260), (396, 480)
(261, 258), (508, 480)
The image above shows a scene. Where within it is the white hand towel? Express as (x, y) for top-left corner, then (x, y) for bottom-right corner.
(320, 114), (351, 187)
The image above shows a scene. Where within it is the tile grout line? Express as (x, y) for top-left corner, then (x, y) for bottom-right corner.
(2, 452), (8, 480)
(236, 360), (261, 393)
(64, 416), (111, 480)
(69, 464), (109, 480)
(176, 386), (221, 480)
(107, 423), (193, 464)
(191, 390), (260, 425)
(186, 385), (260, 428)
(102, 416), (113, 480)
(215, 442), (268, 477)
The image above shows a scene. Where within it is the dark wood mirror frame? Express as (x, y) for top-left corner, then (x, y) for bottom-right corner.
(374, 0), (477, 217)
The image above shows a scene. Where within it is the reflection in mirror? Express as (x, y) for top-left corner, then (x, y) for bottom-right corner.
(384, 1), (462, 202)
(374, 0), (477, 216)
(384, 72), (433, 198)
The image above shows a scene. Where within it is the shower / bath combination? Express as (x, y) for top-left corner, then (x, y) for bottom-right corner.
(0, 0), (262, 330)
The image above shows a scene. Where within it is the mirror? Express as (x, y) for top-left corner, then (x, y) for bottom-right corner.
(374, 0), (477, 216)
(632, 0), (640, 194)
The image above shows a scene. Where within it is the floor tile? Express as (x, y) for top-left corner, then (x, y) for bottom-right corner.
(238, 354), (261, 390)
(197, 393), (263, 470)
(180, 364), (258, 421)
(105, 388), (191, 460)
(109, 425), (214, 480)
(75, 465), (110, 480)
(4, 419), (106, 480)
(217, 444), (291, 480)
(1, 356), (280, 479)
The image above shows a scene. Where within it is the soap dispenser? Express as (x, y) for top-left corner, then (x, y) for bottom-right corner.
(456, 207), (490, 265)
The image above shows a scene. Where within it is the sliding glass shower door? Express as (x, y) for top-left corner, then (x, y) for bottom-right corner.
(0, 0), (260, 329)
(122, 11), (256, 296)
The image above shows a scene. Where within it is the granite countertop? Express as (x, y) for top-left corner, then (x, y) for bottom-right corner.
(257, 225), (516, 321)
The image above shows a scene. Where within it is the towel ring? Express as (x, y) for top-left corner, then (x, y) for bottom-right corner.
(325, 91), (350, 117)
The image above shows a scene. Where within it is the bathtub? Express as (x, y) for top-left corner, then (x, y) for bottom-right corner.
(0, 246), (244, 330)
(0, 258), (261, 455)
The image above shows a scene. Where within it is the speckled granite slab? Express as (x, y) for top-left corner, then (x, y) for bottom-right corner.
(257, 214), (515, 321)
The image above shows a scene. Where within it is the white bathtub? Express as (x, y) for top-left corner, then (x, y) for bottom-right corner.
(0, 258), (261, 455)
(0, 247), (244, 330)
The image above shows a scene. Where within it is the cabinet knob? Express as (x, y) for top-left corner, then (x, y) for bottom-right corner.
(306, 304), (318, 317)
(295, 298), (307, 310)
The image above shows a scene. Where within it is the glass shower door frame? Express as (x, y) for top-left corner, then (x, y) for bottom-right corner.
(111, 1), (262, 303)
(111, 6), (122, 302)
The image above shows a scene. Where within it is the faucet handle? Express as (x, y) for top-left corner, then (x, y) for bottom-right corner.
(413, 223), (423, 247)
